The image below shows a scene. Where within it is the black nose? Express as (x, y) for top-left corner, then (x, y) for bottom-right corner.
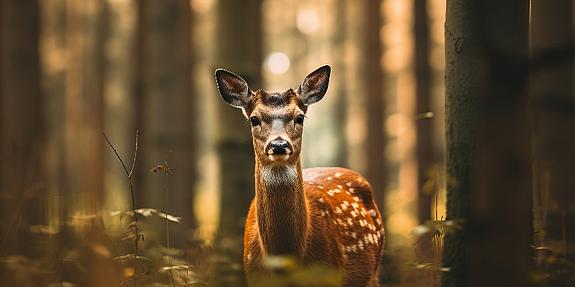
(269, 139), (290, 154)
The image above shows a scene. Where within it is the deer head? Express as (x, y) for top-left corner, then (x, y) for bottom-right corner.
(215, 65), (331, 166)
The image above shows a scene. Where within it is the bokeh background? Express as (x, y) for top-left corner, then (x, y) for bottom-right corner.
(0, 0), (573, 286)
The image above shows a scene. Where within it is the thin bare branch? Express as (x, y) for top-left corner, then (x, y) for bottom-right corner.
(103, 131), (140, 287)
(103, 132), (130, 177)
(129, 129), (139, 179)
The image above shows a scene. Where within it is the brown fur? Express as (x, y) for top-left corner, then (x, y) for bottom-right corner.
(244, 167), (385, 286)
(242, 91), (384, 286)
(215, 67), (384, 287)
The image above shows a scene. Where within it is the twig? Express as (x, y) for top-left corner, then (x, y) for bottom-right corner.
(103, 130), (140, 287)
(163, 162), (176, 287)
(129, 130), (139, 179)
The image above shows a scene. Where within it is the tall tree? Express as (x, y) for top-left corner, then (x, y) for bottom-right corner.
(137, 0), (196, 247)
(344, 0), (385, 208)
(443, 0), (531, 286)
(530, 0), (575, 281)
(362, 0), (385, 209)
(63, 1), (113, 285)
(414, 0), (432, 224)
(214, 0), (261, 285)
(103, 0), (137, 214)
(62, 0), (106, 219)
(0, 0), (43, 257)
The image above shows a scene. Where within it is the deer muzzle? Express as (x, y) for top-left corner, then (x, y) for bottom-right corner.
(266, 138), (292, 161)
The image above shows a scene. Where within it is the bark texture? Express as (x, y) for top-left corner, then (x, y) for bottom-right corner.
(443, 1), (532, 286)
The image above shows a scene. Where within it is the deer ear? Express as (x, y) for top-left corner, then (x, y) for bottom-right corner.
(215, 69), (252, 108)
(297, 65), (331, 106)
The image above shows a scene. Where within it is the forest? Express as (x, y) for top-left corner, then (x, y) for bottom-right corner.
(0, 0), (573, 286)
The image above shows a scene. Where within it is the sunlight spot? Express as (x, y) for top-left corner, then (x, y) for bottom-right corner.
(266, 52), (290, 75)
(296, 9), (320, 34)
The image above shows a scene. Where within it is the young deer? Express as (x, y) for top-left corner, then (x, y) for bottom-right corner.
(215, 66), (384, 286)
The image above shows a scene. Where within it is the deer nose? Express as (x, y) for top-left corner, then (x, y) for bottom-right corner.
(267, 138), (291, 155)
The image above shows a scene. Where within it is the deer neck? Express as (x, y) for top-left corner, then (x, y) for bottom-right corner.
(254, 160), (309, 257)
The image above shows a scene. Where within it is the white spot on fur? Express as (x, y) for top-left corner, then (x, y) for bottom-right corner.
(369, 209), (377, 217)
(318, 198), (325, 203)
(335, 172), (343, 178)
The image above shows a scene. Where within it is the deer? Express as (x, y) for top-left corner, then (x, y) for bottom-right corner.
(214, 65), (384, 287)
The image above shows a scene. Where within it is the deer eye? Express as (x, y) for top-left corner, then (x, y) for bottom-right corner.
(250, 116), (261, 127)
(295, 115), (305, 125)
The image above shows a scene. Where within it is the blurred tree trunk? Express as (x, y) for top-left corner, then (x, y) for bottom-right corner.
(414, 0), (432, 225)
(344, 0), (385, 208)
(362, 0), (386, 210)
(0, 0), (43, 257)
(64, 1), (113, 285)
(137, 0), (196, 247)
(39, 0), (68, 273)
(214, 0), (261, 285)
(331, 0), (348, 168)
(414, 0), (437, 270)
(103, 0), (137, 216)
(530, 0), (575, 283)
(39, 0), (66, 250)
(63, 0), (106, 220)
(443, 0), (531, 286)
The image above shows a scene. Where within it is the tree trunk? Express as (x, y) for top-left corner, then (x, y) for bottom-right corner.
(362, 0), (386, 211)
(331, 0), (348, 168)
(63, 0), (106, 220)
(0, 0), (43, 257)
(530, 0), (575, 284)
(63, 1), (111, 285)
(443, 0), (531, 286)
(103, 0), (137, 216)
(414, 0), (432, 225)
(137, 0), (196, 247)
(214, 0), (261, 285)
